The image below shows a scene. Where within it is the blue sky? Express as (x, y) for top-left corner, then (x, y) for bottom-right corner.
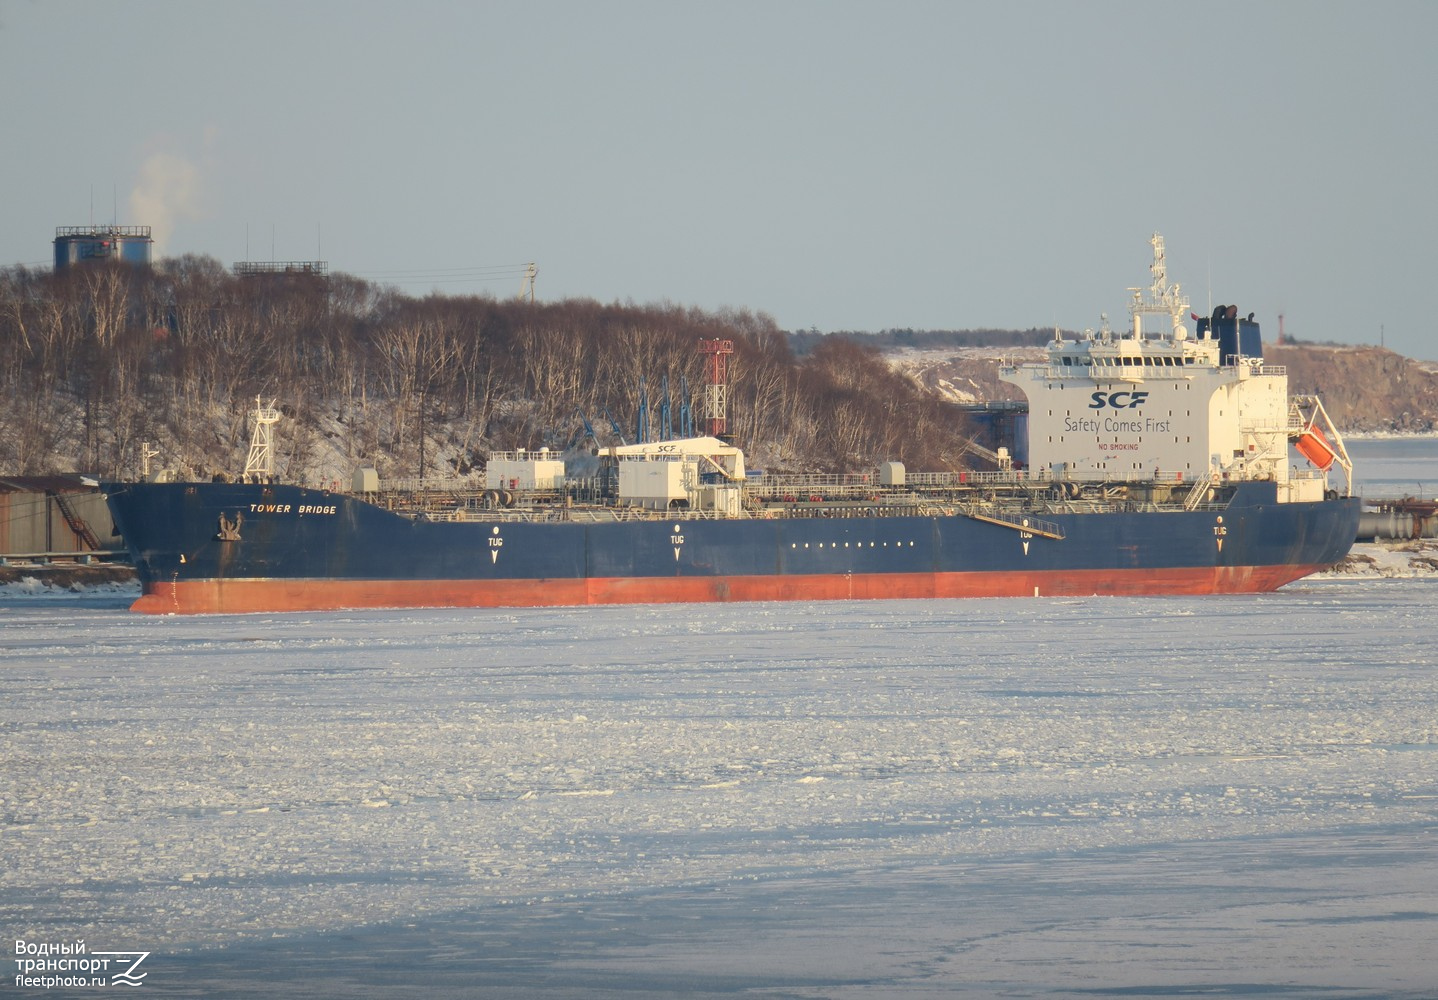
(3, 0), (1434, 358)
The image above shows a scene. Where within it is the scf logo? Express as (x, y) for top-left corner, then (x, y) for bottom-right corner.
(1089, 390), (1149, 409)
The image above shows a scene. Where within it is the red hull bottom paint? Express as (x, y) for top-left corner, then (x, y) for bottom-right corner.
(131, 566), (1327, 615)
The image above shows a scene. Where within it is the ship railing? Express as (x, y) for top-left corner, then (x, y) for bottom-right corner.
(762, 506), (918, 519)
(434, 507), (588, 524)
(1240, 419), (1290, 433)
(750, 473), (875, 489)
(927, 469), (1214, 488)
(487, 450), (563, 462)
(563, 508), (675, 523)
(442, 508), (572, 523)
(905, 471), (979, 486)
(907, 469), (1084, 487)
(1027, 496), (1232, 517)
(746, 468), (1237, 494)
(1231, 362), (1287, 377)
(1037, 363), (1203, 379)
(745, 477), (886, 502)
(378, 476), (486, 495)
(57, 224), (154, 238)
(596, 506), (753, 522)
(440, 505), (757, 524)
(1285, 414), (1342, 438)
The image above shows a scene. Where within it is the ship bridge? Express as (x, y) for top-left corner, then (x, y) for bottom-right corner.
(999, 234), (1335, 500)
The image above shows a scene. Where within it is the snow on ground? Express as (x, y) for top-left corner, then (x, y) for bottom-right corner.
(3, 578), (1438, 996)
(0, 575), (140, 599)
(1326, 539), (1438, 577)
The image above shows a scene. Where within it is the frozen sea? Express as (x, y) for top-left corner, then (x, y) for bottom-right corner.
(1347, 436), (1438, 500)
(3, 439), (1437, 997)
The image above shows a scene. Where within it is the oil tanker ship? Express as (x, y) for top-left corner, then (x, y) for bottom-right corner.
(103, 235), (1360, 615)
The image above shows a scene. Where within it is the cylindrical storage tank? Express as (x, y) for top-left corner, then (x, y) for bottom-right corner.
(53, 226), (153, 270)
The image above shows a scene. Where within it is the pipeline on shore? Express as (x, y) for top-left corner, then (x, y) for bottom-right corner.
(1358, 498), (1438, 541)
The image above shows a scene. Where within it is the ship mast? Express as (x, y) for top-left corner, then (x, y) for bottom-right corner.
(242, 396), (282, 482)
(1128, 232), (1190, 341)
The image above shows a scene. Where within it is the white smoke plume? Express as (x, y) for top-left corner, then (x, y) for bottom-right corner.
(129, 150), (204, 253)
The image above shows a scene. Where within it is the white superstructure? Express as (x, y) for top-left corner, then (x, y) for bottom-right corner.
(486, 448), (566, 490)
(999, 234), (1349, 501)
(610, 436), (746, 513)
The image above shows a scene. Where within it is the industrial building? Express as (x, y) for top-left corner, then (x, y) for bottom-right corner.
(52, 225), (154, 270)
(0, 476), (120, 563)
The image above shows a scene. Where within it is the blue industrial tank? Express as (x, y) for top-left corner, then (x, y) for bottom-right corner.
(53, 226), (153, 269)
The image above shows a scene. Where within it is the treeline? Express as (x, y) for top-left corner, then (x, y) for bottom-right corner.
(0, 258), (984, 482)
(788, 327), (1054, 357)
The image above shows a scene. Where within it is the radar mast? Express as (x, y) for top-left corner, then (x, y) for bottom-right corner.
(1128, 232), (1190, 341)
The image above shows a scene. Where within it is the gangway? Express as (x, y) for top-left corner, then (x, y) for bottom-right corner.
(1183, 468), (1218, 510)
(961, 506), (1065, 540)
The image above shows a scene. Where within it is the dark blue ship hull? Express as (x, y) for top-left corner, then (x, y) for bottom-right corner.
(102, 481), (1360, 614)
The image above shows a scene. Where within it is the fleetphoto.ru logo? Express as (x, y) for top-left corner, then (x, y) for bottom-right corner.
(12, 939), (150, 989)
